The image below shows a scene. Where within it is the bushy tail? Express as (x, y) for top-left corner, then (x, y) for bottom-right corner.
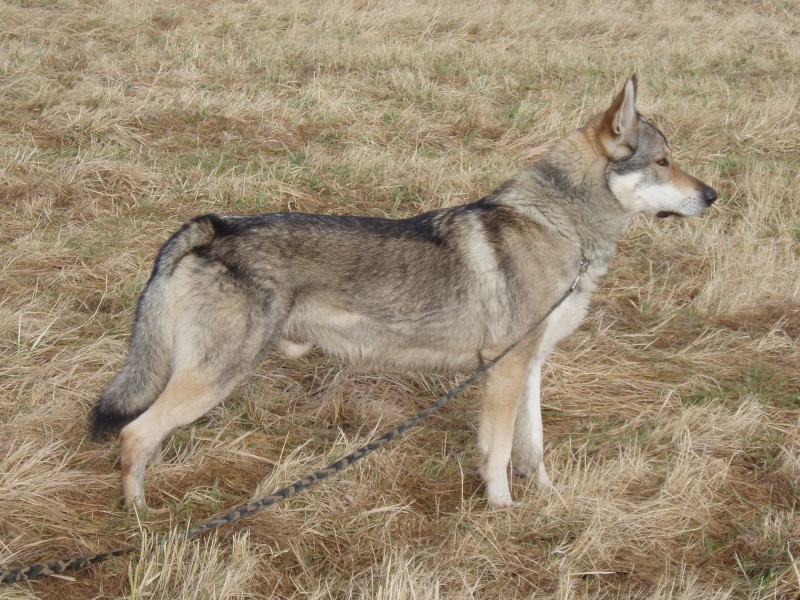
(90, 217), (217, 439)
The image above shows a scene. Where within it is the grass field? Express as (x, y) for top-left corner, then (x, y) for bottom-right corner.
(2, 0), (799, 597)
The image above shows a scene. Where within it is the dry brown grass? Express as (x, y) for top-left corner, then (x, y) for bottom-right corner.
(1, 0), (799, 597)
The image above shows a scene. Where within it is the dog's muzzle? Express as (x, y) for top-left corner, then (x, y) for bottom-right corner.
(702, 185), (719, 207)
(656, 185), (719, 218)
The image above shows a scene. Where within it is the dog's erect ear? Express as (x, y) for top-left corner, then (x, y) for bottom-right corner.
(598, 75), (639, 160)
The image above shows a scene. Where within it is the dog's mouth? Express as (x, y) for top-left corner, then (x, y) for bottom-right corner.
(656, 211), (682, 218)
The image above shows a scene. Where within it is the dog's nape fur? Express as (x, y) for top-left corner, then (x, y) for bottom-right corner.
(92, 75), (718, 510)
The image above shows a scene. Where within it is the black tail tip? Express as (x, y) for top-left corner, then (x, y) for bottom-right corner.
(89, 404), (136, 441)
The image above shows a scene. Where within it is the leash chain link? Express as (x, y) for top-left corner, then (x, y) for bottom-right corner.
(1, 257), (589, 584)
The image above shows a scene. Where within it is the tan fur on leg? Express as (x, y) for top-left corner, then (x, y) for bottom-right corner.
(120, 369), (228, 510)
(478, 348), (533, 507)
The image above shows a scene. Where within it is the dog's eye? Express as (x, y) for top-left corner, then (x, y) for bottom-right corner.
(656, 158), (669, 167)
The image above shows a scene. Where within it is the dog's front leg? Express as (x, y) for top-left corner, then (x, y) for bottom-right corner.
(512, 357), (552, 488)
(477, 350), (529, 507)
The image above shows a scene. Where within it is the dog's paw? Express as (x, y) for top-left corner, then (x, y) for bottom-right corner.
(126, 497), (150, 514)
(485, 479), (516, 508)
(536, 463), (553, 488)
(488, 494), (517, 509)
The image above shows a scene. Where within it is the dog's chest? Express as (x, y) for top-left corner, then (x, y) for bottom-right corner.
(535, 265), (601, 358)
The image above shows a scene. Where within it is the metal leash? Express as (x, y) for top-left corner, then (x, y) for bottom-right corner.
(1, 257), (589, 584)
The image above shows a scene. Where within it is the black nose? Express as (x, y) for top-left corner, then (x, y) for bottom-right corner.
(703, 186), (718, 206)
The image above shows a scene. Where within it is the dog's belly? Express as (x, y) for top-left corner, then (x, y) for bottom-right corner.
(281, 301), (482, 372)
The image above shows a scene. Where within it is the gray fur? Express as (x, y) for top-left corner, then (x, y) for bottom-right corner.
(91, 76), (717, 509)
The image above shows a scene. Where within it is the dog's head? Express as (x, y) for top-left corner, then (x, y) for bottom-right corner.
(595, 75), (718, 218)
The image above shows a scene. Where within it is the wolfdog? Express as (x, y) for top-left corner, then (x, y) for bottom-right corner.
(91, 75), (717, 509)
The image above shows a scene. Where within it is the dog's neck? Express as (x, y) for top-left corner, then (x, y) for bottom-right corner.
(528, 141), (631, 268)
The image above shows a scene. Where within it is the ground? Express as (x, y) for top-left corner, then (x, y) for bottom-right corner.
(1, 0), (799, 598)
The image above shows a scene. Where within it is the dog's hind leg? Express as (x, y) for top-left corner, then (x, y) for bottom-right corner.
(512, 357), (552, 488)
(91, 217), (218, 440)
(477, 348), (531, 508)
(119, 257), (284, 510)
(119, 368), (237, 510)
(119, 328), (275, 510)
